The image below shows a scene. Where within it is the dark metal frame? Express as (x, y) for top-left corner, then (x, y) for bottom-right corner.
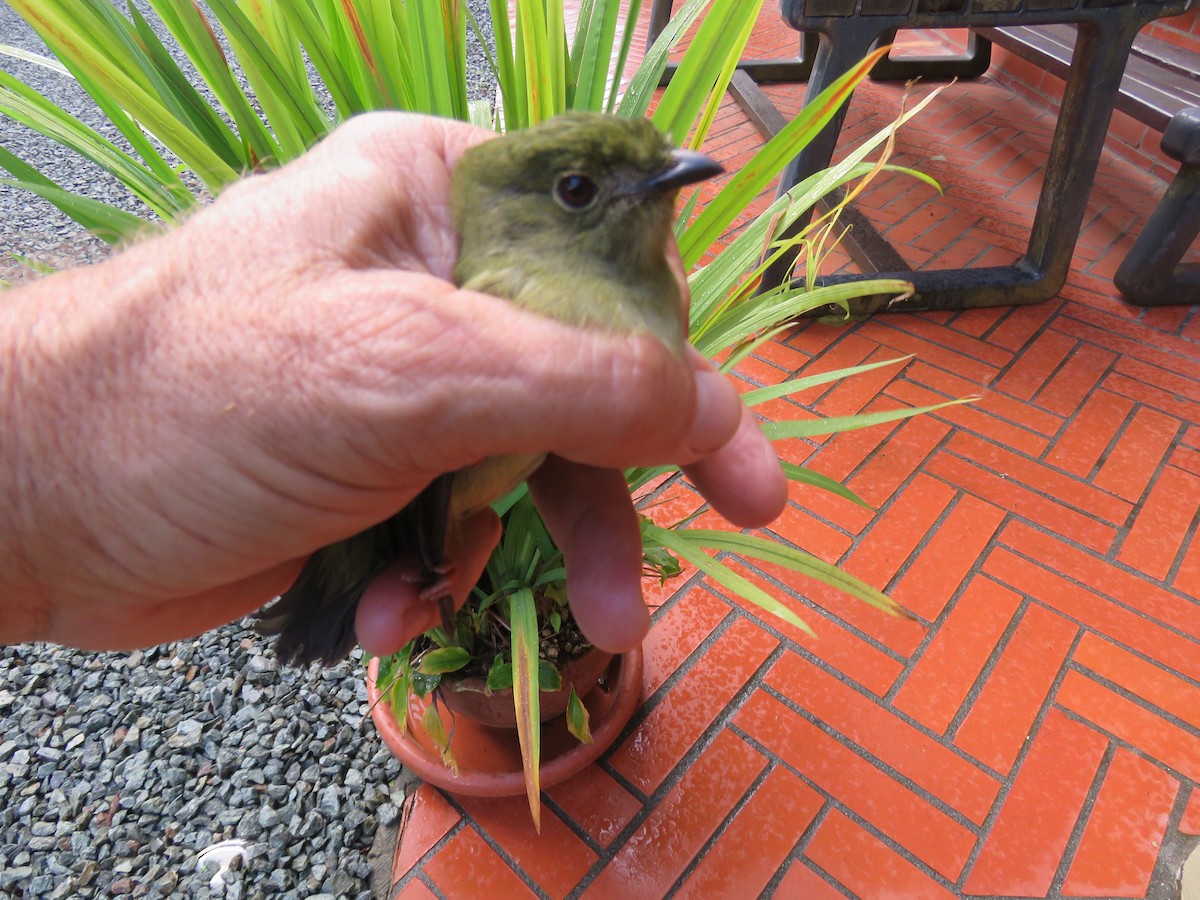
(647, 2), (992, 83)
(766, 0), (1193, 312)
(871, 29), (993, 80)
(1114, 106), (1200, 305)
(649, 0), (1194, 312)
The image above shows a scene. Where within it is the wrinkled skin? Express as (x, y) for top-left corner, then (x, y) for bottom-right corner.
(0, 112), (787, 658)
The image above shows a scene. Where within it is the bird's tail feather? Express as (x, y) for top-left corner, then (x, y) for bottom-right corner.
(256, 559), (376, 667)
(256, 473), (457, 667)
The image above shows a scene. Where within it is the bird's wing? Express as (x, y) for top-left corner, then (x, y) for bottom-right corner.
(460, 266), (527, 302)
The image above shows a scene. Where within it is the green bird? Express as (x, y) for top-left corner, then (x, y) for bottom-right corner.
(257, 112), (723, 666)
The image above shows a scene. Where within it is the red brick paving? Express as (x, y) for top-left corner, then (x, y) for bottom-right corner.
(385, 9), (1200, 898)
(892, 574), (1022, 735)
(807, 810), (962, 900)
(962, 709), (1108, 897)
(585, 729), (768, 897)
(1182, 789), (1200, 834)
(423, 826), (540, 897)
(673, 766), (824, 899)
(1061, 748), (1177, 897)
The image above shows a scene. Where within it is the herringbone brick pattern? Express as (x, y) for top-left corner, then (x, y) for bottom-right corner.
(385, 12), (1200, 899)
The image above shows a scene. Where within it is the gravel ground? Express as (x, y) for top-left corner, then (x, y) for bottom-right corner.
(0, 0), (497, 280)
(0, 4), (127, 278)
(0, 4), (496, 897)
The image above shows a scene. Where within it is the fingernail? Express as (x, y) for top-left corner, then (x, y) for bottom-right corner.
(689, 368), (741, 455)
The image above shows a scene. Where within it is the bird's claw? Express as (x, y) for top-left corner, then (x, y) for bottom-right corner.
(417, 563), (458, 634)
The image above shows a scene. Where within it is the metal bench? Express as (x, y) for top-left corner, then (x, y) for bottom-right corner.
(982, 22), (1199, 304)
(653, 0), (1196, 312)
(646, 4), (992, 82)
(758, 0), (1195, 313)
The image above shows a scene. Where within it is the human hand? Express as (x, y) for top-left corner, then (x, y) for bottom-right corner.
(0, 112), (786, 656)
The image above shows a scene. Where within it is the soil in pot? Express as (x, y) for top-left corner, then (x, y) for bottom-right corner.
(438, 645), (615, 727)
(367, 647), (643, 797)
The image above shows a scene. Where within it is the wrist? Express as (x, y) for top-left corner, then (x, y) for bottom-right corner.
(0, 240), (172, 640)
(0, 282), (53, 642)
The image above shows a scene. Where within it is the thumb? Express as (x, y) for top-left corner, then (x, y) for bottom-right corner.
(337, 276), (746, 479)
(384, 284), (745, 470)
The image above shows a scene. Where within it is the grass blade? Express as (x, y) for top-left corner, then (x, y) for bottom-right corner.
(763, 397), (976, 440)
(679, 45), (890, 266)
(605, 0), (642, 113)
(0, 45), (70, 75)
(488, 0), (519, 129)
(9, 0), (241, 189)
(569, 0), (620, 112)
(781, 463), (872, 508)
(646, 523), (815, 635)
(0, 70), (191, 218)
(0, 169), (146, 245)
(617, 0), (710, 120)
(266, 0), (359, 117)
(215, 0), (333, 155)
(740, 355), (914, 407)
(149, 0), (281, 168)
(651, 0), (764, 143)
(509, 587), (542, 832)
(125, 4), (245, 169)
(684, 2), (752, 148)
(679, 528), (912, 619)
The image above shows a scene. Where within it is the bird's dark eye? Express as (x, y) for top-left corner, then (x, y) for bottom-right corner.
(554, 173), (597, 209)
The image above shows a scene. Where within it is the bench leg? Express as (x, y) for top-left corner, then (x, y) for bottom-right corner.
(648, 0), (673, 50)
(1114, 108), (1200, 306)
(1020, 19), (1142, 300)
(759, 27), (887, 293)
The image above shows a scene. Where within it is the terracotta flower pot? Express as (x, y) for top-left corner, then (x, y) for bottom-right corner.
(366, 647), (643, 797)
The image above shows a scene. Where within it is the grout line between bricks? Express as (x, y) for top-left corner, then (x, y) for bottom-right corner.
(1048, 734), (1117, 895)
(571, 640), (787, 898)
(392, 812), (469, 898)
(950, 625), (1089, 892)
(731, 719), (966, 893)
(941, 588), (1037, 756)
(992, 524), (1200, 639)
(759, 681), (989, 834)
(762, 801), (854, 899)
(662, 761), (777, 897)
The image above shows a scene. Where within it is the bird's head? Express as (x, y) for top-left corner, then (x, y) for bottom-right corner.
(452, 113), (722, 268)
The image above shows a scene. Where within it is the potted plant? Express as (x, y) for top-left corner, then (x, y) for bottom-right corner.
(0, 0), (958, 830)
(367, 487), (650, 803)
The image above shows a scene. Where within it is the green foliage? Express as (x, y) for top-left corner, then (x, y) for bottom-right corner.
(486, 655), (513, 691)
(374, 642), (413, 732)
(2, 0), (964, 828)
(422, 702), (456, 772)
(416, 646), (472, 675)
(565, 687), (592, 744)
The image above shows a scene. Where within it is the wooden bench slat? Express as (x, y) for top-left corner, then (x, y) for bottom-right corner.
(1131, 32), (1200, 80)
(979, 22), (1200, 131)
(1119, 65), (1200, 128)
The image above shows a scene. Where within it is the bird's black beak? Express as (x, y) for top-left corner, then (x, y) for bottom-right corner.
(638, 149), (724, 194)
